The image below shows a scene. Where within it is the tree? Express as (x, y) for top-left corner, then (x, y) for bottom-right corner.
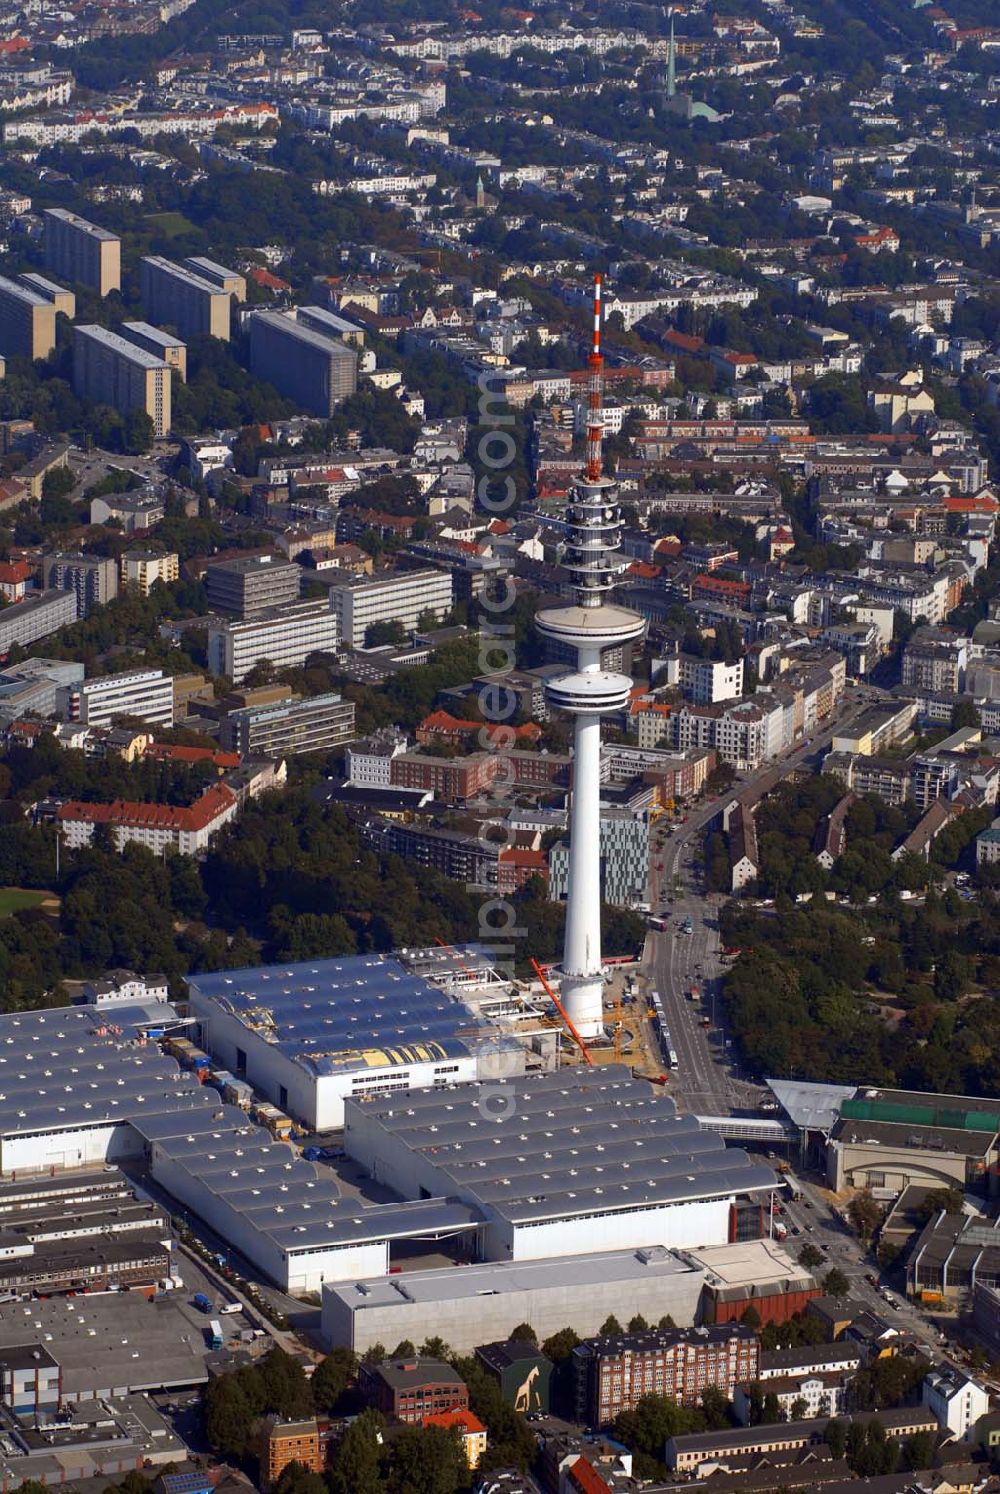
(203, 1372), (258, 1458)
(509, 1322), (537, 1343)
(825, 1418), (848, 1457)
(328, 1409), (384, 1494)
(628, 1314), (650, 1332)
(542, 1327), (580, 1361)
(311, 1347), (357, 1413)
(41, 465), (76, 501)
(387, 1424), (466, 1494)
(123, 408), (155, 455)
(900, 1430), (937, 1471)
(614, 1393), (700, 1466)
(799, 1244), (825, 1270)
(822, 1268), (850, 1299)
(700, 1384), (731, 1429)
(271, 1463), (327, 1494)
(391, 1339), (417, 1358)
(951, 699), (981, 730)
(762, 1392), (784, 1423)
(741, 1305), (762, 1330)
(599, 1314), (623, 1336)
(847, 1189), (884, 1242)
(916, 1186), (964, 1220)
(366, 619), (406, 647)
(258, 1346), (313, 1419)
(789, 1397), (809, 1420)
(420, 1336), (452, 1360)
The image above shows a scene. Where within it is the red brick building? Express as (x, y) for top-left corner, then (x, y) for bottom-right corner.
(573, 1324), (759, 1427)
(359, 1357), (468, 1425)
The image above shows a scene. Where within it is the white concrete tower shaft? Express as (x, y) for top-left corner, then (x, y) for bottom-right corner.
(535, 276), (646, 1038)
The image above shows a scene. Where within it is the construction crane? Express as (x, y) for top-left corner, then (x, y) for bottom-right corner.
(531, 959), (594, 1066)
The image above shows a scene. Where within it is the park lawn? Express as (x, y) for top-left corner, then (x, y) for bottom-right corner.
(0, 889), (50, 916)
(143, 211), (197, 238)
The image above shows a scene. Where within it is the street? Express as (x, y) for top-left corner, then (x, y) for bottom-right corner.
(640, 688), (879, 1115)
(770, 1161), (944, 1353)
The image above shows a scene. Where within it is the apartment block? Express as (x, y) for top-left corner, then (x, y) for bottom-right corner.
(43, 552), (118, 618)
(0, 275), (56, 360)
(205, 554), (301, 617)
(668, 652), (745, 705)
(297, 304), (366, 347)
(0, 590), (77, 653)
(119, 321), (187, 380)
(183, 256), (247, 301)
(139, 256), (231, 341)
(63, 669), (175, 729)
(257, 1417), (324, 1490)
(361, 817), (501, 887)
(901, 626), (969, 695)
(220, 691), (355, 758)
(573, 1324), (759, 1427)
(72, 325), (172, 438)
(248, 310), (358, 417)
(57, 782), (237, 856)
(120, 550), (179, 595)
(390, 750), (496, 801)
(328, 568), (453, 648)
(206, 598), (340, 683)
(17, 273), (75, 319)
(345, 728), (410, 786)
(43, 208), (121, 296)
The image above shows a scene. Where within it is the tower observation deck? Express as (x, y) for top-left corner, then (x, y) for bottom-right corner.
(535, 276), (646, 1037)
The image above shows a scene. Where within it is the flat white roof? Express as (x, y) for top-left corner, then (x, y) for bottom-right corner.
(685, 1239), (807, 1287)
(324, 1243), (701, 1310)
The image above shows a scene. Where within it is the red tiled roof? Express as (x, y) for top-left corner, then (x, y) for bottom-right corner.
(248, 267), (290, 292)
(498, 848), (547, 871)
(144, 743), (241, 768)
(566, 1459), (613, 1494)
(423, 1408), (486, 1433)
(660, 328), (705, 353)
(944, 495), (997, 512)
(0, 561), (32, 583)
(58, 783), (236, 833)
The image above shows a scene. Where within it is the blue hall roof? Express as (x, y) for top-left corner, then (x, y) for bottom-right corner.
(188, 954), (488, 1077)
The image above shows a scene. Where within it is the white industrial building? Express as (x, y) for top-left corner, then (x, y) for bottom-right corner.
(345, 1066), (774, 1264)
(322, 1245), (707, 1354)
(0, 1002), (777, 1299)
(187, 948), (533, 1132)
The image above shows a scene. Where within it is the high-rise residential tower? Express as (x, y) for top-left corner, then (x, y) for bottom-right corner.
(535, 277), (646, 1037)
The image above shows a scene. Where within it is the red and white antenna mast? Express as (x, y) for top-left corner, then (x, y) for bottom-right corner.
(585, 273), (604, 483)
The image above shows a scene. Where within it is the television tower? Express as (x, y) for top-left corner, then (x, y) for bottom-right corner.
(536, 275), (645, 1039)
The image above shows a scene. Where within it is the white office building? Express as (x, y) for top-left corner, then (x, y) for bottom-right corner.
(922, 1369), (990, 1438)
(63, 669), (174, 729)
(345, 729), (410, 787)
(666, 653), (744, 705)
(206, 598), (339, 683)
(328, 569), (453, 648)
